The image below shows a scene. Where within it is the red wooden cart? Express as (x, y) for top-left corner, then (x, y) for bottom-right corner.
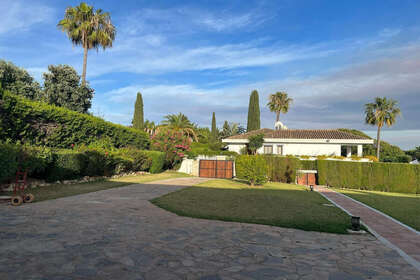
(10, 170), (34, 206)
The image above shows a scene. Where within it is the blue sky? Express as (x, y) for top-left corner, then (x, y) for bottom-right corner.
(1, 0), (420, 149)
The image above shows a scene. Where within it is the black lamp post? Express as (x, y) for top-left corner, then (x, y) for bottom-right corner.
(351, 216), (361, 231)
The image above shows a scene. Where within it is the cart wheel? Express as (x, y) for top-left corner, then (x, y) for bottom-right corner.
(11, 196), (23, 206)
(23, 193), (35, 203)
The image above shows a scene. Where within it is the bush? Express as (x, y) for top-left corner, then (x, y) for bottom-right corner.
(151, 130), (191, 168)
(0, 91), (150, 149)
(317, 160), (420, 194)
(144, 151), (166, 173)
(264, 156), (300, 183)
(236, 155), (268, 186)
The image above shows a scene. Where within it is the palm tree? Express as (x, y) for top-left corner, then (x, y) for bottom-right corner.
(365, 97), (401, 160)
(143, 120), (158, 136)
(161, 113), (198, 141)
(267, 91), (293, 123)
(58, 2), (116, 85)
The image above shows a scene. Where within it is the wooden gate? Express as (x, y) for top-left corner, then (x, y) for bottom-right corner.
(199, 160), (234, 178)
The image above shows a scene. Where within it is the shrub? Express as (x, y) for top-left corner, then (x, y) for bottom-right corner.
(144, 151), (166, 173)
(264, 156), (300, 183)
(0, 91), (150, 149)
(236, 155), (268, 186)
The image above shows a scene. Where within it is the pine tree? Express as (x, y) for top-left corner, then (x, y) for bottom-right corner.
(132, 92), (144, 130)
(211, 112), (218, 141)
(247, 90), (260, 131)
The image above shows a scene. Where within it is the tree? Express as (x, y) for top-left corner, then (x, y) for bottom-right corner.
(161, 113), (198, 141)
(210, 112), (218, 141)
(132, 92), (144, 130)
(220, 121), (239, 138)
(0, 60), (41, 99)
(248, 133), (265, 155)
(58, 2), (116, 85)
(267, 91), (293, 123)
(247, 90), (260, 131)
(42, 64), (94, 113)
(365, 97), (401, 160)
(144, 120), (158, 136)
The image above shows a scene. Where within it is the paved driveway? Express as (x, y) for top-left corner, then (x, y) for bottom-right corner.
(1, 178), (419, 280)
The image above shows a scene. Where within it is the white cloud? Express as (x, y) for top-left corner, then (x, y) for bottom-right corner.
(98, 43), (420, 131)
(0, 1), (54, 34)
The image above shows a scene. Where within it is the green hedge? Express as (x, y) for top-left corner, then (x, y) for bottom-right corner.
(236, 155), (268, 186)
(0, 91), (150, 149)
(300, 160), (317, 170)
(317, 160), (420, 194)
(264, 156), (301, 183)
(0, 143), (167, 183)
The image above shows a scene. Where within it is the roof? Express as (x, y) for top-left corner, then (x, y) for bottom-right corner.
(224, 128), (370, 140)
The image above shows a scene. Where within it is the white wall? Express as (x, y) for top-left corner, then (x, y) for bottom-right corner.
(232, 142), (342, 156)
(227, 143), (247, 154)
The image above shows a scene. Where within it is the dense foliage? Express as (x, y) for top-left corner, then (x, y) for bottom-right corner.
(247, 90), (260, 132)
(264, 156), (300, 183)
(406, 146), (420, 161)
(151, 129), (191, 168)
(42, 64), (94, 113)
(0, 60), (42, 100)
(132, 92), (144, 130)
(317, 160), (420, 194)
(235, 155), (267, 186)
(0, 91), (150, 149)
(0, 141), (165, 183)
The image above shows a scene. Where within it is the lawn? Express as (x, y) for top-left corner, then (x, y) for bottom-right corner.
(335, 188), (420, 231)
(152, 179), (352, 234)
(2, 171), (189, 203)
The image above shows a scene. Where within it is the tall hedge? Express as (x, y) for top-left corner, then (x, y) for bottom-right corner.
(0, 91), (150, 149)
(317, 160), (420, 194)
(264, 156), (300, 183)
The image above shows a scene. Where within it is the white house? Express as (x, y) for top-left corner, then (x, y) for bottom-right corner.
(222, 127), (374, 157)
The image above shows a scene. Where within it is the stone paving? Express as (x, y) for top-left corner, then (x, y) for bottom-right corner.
(1, 177), (419, 280)
(315, 185), (420, 269)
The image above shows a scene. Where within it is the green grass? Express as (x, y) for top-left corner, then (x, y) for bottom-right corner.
(152, 179), (352, 234)
(2, 171), (190, 203)
(335, 188), (420, 231)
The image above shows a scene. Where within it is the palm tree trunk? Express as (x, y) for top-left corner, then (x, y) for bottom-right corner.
(376, 125), (382, 160)
(276, 112), (280, 122)
(82, 45), (88, 86)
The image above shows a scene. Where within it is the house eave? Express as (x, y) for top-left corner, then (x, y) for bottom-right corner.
(222, 138), (374, 145)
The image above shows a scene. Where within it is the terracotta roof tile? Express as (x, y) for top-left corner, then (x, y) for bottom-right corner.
(224, 129), (369, 140)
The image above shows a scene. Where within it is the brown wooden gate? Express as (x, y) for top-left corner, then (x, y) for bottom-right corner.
(199, 160), (234, 178)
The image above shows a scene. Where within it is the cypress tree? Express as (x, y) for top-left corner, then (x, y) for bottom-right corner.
(247, 90), (260, 131)
(132, 92), (144, 130)
(211, 112), (218, 141)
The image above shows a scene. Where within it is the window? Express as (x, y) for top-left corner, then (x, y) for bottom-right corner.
(277, 145), (283, 155)
(264, 145), (273, 154)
